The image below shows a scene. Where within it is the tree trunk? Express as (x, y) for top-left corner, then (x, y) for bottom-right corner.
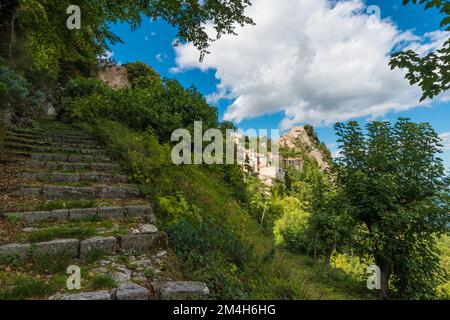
(8, 1), (18, 60)
(260, 205), (267, 230)
(312, 238), (317, 266)
(376, 256), (392, 300)
(324, 242), (337, 267)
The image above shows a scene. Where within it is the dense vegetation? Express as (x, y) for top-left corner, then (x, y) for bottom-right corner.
(0, 0), (449, 300)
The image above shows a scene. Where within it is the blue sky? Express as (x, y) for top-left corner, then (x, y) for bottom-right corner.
(108, 0), (450, 169)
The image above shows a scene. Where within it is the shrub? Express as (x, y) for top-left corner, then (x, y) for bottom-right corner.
(167, 218), (255, 299)
(0, 64), (45, 126)
(273, 197), (311, 254)
(59, 74), (218, 143)
(168, 219), (253, 269)
(124, 61), (161, 89)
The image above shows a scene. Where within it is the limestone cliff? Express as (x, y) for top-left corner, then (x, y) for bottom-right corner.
(278, 126), (330, 171)
(97, 65), (131, 90)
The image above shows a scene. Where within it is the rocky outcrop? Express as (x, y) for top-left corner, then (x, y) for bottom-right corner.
(97, 66), (131, 90)
(278, 126), (329, 171)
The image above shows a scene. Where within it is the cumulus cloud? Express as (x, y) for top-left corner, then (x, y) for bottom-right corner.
(440, 132), (450, 151)
(172, 0), (449, 129)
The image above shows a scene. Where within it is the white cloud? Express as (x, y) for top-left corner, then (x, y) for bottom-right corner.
(440, 132), (450, 151)
(172, 0), (449, 129)
(156, 53), (167, 63)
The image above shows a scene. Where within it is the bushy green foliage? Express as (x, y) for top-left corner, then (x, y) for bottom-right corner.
(308, 176), (357, 265)
(273, 197), (311, 254)
(84, 120), (171, 187)
(125, 62), (161, 89)
(0, 63), (45, 126)
(60, 74), (218, 142)
(390, 1), (450, 101)
(334, 118), (450, 299)
(168, 219), (254, 269)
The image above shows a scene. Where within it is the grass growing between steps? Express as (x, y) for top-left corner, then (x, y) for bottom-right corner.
(0, 274), (64, 300)
(91, 274), (117, 290)
(78, 120), (370, 300)
(9, 220), (137, 244)
(35, 199), (98, 211)
(0, 259), (118, 299)
(26, 225), (97, 243)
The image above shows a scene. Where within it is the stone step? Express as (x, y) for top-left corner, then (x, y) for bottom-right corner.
(21, 172), (128, 183)
(7, 136), (104, 150)
(6, 132), (42, 141)
(7, 128), (41, 137)
(4, 142), (34, 152)
(33, 146), (107, 155)
(5, 142), (107, 156)
(49, 281), (210, 300)
(5, 205), (155, 223)
(151, 281), (210, 299)
(44, 131), (91, 139)
(44, 136), (98, 145)
(25, 160), (121, 172)
(0, 232), (167, 264)
(30, 152), (110, 163)
(19, 185), (141, 200)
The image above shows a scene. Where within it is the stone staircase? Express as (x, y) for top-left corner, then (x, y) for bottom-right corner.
(0, 120), (209, 300)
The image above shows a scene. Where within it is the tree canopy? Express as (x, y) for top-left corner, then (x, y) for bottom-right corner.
(390, 0), (450, 101)
(334, 118), (449, 299)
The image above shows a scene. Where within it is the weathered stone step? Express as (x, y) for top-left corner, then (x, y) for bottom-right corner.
(4, 142), (34, 152)
(20, 185), (140, 199)
(7, 127), (41, 137)
(50, 281), (210, 300)
(30, 152), (110, 163)
(21, 172), (128, 183)
(44, 136), (98, 145)
(5, 205), (155, 223)
(151, 281), (210, 299)
(7, 136), (104, 150)
(25, 160), (120, 172)
(34, 146), (107, 155)
(6, 130), (41, 137)
(44, 131), (91, 138)
(5, 142), (107, 156)
(0, 232), (167, 263)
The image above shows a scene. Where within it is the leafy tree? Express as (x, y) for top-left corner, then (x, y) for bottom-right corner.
(0, 0), (254, 71)
(334, 118), (449, 299)
(390, 0), (450, 101)
(309, 175), (355, 266)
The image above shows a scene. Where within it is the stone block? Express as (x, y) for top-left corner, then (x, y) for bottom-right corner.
(80, 236), (117, 260)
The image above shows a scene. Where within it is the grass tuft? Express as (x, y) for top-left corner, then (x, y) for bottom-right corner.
(91, 274), (117, 290)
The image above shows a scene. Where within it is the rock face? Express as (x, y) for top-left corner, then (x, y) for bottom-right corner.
(97, 66), (131, 90)
(278, 126), (329, 171)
